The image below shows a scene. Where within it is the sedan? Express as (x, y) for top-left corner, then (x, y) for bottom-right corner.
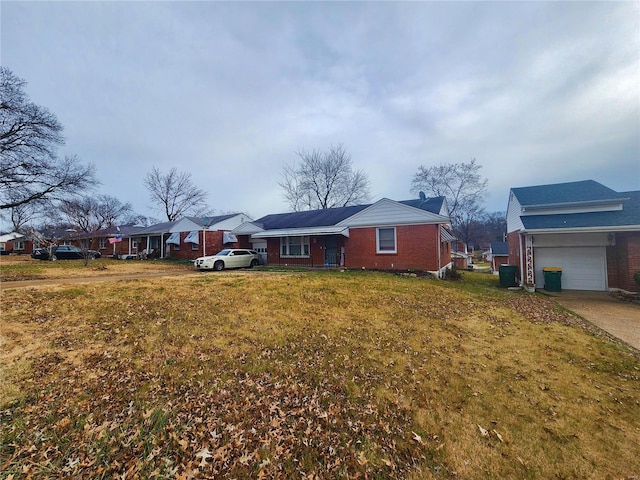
(31, 245), (102, 261)
(194, 249), (259, 271)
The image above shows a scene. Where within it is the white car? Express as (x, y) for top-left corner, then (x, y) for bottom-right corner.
(194, 249), (260, 271)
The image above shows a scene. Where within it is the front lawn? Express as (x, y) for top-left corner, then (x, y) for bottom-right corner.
(1, 270), (638, 478)
(0, 255), (192, 282)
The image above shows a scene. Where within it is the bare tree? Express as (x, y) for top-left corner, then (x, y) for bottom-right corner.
(60, 195), (133, 264)
(2, 198), (41, 232)
(144, 167), (208, 221)
(0, 67), (97, 210)
(280, 144), (370, 211)
(411, 159), (488, 238)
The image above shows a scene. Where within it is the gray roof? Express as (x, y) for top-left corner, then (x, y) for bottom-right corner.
(254, 196), (447, 230)
(521, 191), (640, 230)
(256, 205), (369, 230)
(185, 214), (238, 227)
(136, 221), (176, 235)
(399, 196), (445, 214)
(490, 241), (508, 255)
(512, 180), (622, 206)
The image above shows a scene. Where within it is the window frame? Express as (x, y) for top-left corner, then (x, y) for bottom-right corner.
(280, 236), (310, 258)
(376, 227), (397, 254)
(14, 240), (25, 251)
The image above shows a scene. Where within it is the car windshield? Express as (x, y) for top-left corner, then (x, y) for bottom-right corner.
(215, 250), (231, 256)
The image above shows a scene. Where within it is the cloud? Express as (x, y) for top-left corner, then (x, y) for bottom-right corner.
(1, 1), (637, 224)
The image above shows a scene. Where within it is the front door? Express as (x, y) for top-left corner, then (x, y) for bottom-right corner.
(324, 237), (338, 266)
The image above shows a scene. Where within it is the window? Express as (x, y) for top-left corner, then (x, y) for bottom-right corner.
(280, 236), (310, 257)
(191, 242), (199, 251)
(99, 238), (106, 249)
(377, 227), (396, 253)
(14, 241), (25, 251)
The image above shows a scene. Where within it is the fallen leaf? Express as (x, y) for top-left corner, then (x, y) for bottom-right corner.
(195, 447), (212, 467)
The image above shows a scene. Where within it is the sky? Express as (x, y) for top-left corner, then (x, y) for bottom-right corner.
(2, 1), (639, 225)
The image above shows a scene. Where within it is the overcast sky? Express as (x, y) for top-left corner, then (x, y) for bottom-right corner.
(2, 1), (639, 223)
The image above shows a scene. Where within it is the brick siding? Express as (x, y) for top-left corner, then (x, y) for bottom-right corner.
(608, 232), (640, 292)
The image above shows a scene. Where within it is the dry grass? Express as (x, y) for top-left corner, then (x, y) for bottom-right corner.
(1, 268), (639, 479)
(0, 255), (192, 282)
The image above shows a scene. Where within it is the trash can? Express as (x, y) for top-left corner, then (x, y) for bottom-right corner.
(542, 267), (562, 292)
(499, 264), (518, 287)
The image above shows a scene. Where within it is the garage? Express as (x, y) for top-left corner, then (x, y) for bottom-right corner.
(534, 246), (607, 291)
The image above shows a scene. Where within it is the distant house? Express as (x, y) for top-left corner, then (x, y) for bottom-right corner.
(131, 214), (253, 260)
(487, 241), (508, 272)
(452, 241), (471, 269)
(233, 196), (454, 275)
(81, 225), (148, 258)
(0, 232), (32, 255)
(506, 180), (640, 292)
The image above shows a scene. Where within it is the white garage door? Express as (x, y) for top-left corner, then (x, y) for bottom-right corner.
(534, 246), (607, 291)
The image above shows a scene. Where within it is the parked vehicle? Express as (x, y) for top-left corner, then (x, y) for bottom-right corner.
(194, 249), (259, 271)
(31, 245), (102, 261)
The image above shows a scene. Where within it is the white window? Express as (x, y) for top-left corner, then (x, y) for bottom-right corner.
(99, 238), (107, 249)
(280, 236), (310, 257)
(377, 227), (396, 253)
(14, 240), (25, 251)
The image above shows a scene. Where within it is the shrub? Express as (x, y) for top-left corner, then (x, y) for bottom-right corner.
(444, 267), (463, 281)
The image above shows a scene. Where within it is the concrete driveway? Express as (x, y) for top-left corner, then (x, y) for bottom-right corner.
(544, 290), (640, 350)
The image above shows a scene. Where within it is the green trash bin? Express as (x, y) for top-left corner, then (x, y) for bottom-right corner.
(499, 264), (517, 287)
(543, 267), (562, 292)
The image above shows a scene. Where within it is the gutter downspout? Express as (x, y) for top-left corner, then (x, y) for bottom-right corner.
(519, 232), (525, 287)
(437, 224), (442, 278)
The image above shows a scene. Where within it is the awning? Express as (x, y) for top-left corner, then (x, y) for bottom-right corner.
(166, 232), (180, 245)
(252, 226), (350, 239)
(184, 230), (199, 244)
(223, 232), (238, 243)
(440, 227), (456, 243)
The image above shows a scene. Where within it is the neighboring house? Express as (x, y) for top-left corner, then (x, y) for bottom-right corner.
(487, 241), (509, 272)
(452, 241), (471, 269)
(76, 225), (148, 258)
(133, 214), (253, 260)
(506, 180), (640, 292)
(0, 232), (33, 255)
(233, 195), (454, 275)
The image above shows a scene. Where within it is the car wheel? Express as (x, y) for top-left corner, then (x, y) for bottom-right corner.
(51, 255), (57, 261)
(214, 260), (224, 271)
(249, 259), (258, 268)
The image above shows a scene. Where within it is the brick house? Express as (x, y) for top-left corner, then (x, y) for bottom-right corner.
(233, 195), (454, 275)
(506, 180), (640, 292)
(132, 214), (252, 261)
(0, 232), (33, 255)
(487, 241), (509, 272)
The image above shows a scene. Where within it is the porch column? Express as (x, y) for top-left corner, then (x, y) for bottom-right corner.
(524, 234), (535, 289)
